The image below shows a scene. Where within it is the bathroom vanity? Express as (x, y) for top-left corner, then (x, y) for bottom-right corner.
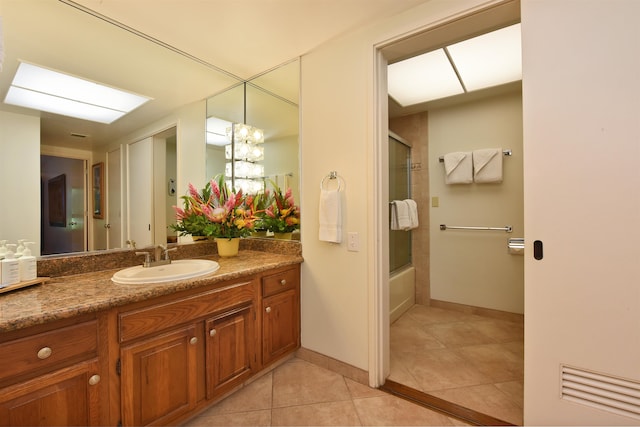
(0, 241), (302, 426)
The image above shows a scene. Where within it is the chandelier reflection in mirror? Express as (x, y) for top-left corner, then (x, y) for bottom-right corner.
(225, 122), (265, 193)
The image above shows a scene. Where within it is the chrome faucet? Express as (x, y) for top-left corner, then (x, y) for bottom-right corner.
(136, 244), (177, 268)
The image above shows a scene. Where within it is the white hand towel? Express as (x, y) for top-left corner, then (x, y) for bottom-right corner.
(404, 199), (419, 230)
(390, 200), (410, 231)
(319, 189), (342, 243)
(443, 152), (473, 184)
(473, 148), (503, 183)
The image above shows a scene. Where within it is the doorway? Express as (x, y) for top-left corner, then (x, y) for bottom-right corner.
(40, 155), (87, 255)
(377, 2), (523, 425)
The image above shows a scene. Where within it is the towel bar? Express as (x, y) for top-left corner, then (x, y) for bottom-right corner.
(438, 149), (512, 162)
(440, 224), (512, 233)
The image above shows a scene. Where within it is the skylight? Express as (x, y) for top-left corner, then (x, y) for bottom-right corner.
(388, 23), (521, 107)
(4, 62), (152, 124)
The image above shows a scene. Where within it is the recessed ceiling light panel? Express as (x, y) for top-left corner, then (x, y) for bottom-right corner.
(388, 49), (464, 106)
(447, 23), (522, 92)
(4, 62), (152, 124)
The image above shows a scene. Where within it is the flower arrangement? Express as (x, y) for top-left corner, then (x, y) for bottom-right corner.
(261, 182), (300, 234)
(171, 175), (256, 239)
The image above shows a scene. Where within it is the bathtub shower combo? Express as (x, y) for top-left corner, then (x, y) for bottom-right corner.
(389, 132), (416, 323)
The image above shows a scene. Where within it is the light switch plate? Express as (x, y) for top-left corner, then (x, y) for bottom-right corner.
(347, 232), (360, 252)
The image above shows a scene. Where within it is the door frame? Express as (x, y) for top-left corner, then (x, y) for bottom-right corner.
(369, 0), (521, 388)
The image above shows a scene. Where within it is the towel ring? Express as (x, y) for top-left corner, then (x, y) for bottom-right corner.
(320, 171), (343, 191)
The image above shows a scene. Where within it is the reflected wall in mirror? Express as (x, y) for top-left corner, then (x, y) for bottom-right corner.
(0, 0), (242, 256)
(205, 59), (300, 238)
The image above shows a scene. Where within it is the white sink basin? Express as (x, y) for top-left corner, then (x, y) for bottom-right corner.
(112, 259), (220, 285)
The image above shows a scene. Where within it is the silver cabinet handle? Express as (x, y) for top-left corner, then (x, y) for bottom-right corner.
(209, 329), (217, 337)
(265, 307), (271, 313)
(280, 279), (287, 286)
(37, 347), (52, 359)
(88, 374), (101, 386)
(189, 337), (198, 345)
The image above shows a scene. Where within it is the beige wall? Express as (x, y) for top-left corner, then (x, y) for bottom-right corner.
(429, 92), (524, 314)
(0, 111), (41, 255)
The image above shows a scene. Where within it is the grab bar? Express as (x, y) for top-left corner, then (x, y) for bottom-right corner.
(440, 224), (512, 233)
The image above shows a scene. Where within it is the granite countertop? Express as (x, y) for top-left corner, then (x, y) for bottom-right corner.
(0, 245), (303, 334)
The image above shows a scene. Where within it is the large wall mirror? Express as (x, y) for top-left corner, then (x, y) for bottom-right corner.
(205, 59), (300, 237)
(0, 1), (303, 256)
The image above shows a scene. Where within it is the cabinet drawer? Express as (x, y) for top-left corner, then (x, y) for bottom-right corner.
(119, 280), (255, 342)
(0, 320), (98, 383)
(262, 267), (299, 297)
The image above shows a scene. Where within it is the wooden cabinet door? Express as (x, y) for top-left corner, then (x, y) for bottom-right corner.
(0, 360), (101, 426)
(263, 288), (300, 365)
(120, 325), (198, 426)
(205, 305), (255, 399)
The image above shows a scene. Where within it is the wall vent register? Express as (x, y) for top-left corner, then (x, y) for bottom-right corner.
(561, 365), (640, 420)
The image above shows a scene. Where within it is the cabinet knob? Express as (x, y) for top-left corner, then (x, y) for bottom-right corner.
(37, 347), (52, 360)
(189, 337), (198, 345)
(265, 307), (271, 313)
(209, 329), (217, 337)
(280, 279), (287, 286)
(88, 374), (101, 386)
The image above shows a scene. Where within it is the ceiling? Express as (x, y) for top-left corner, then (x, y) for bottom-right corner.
(0, 0), (430, 149)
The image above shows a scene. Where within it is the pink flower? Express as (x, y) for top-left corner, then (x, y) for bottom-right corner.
(224, 193), (236, 212)
(211, 179), (220, 199)
(173, 206), (187, 220)
(202, 205), (227, 223)
(265, 205), (276, 218)
(188, 183), (201, 201)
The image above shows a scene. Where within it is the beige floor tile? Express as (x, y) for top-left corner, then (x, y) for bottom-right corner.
(387, 353), (422, 389)
(405, 305), (479, 325)
(502, 340), (524, 359)
(430, 384), (523, 426)
(397, 348), (492, 392)
(468, 318), (524, 343)
(424, 322), (496, 348)
(184, 409), (271, 426)
(203, 371), (273, 415)
(454, 343), (524, 383)
(344, 377), (386, 399)
(495, 380), (524, 408)
(272, 401), (362, 426)
(353, 394), (454, 426)
(272, 358), (352, 408)
(390, 323), (445, 354)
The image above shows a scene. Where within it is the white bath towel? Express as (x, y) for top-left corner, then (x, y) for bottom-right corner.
(443, 152), (473, 184)
(319, 189), (342, 243)
(473, 148), (503, 183)
(404, 199), (419, 230)
(390, 200), (411, 231)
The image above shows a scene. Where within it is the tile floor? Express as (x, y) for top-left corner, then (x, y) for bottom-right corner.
(388, 304), (524, 425)
(184, 357), (469, 426)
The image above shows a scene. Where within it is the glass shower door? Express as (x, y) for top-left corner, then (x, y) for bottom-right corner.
(389, 133), (411, 272)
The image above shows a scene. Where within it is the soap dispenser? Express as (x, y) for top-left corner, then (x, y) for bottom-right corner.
(19, 242), (37, 281)
(15, 240), (26, 258)
(1, 244), (20, 286)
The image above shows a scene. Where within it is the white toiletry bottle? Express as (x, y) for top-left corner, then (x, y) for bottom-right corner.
(15, 239), (26, 258)
(19, 242), (37, 281)
(1, 244), (21, 286)
(0, 240), (7, 260)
